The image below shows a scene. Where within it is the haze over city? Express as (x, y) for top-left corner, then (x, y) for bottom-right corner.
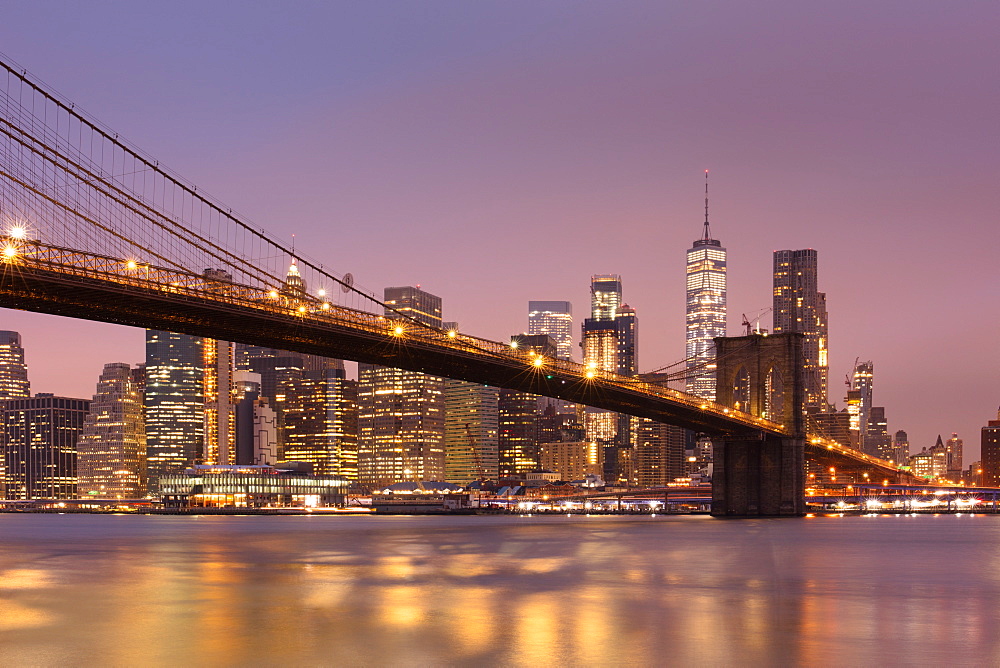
(0, 1), (996, 457)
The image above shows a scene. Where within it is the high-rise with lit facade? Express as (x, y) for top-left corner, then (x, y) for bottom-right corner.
(685, 176), (726, 400)
(3, 394), (89, 499)
(444, 379), (499, 484)
(202, 337), (236, 466)
(582, 276), (638, 483)
(0, 330), (29, 495)
(498, 334), (555, 479)
(282, 367), (358, 478)
(893, 429), (910, 465)
(145, 330), (204, 484)
(77, 363), (147, 498)
(946, 432), (963, 477)
(0, 331), (29, 399)
(358, 286), (445, 488)
(590, 275), (622, 321)
(773, 249), (828, 411)
(981, 411), (1000, 487)
(528, 301), (574, 361)
(852, 361), (873, 453)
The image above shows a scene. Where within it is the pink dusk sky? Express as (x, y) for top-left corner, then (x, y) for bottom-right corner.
(1, 2), (997, 458)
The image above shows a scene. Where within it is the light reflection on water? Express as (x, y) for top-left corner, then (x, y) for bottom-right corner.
(1, 514), (1000, 666)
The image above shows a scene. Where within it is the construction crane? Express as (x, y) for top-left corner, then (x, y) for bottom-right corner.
(464, 423), (486, 482)
(741, 307), (772, 335)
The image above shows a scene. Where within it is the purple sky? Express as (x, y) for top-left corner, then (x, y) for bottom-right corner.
(1, 2), (998, 459)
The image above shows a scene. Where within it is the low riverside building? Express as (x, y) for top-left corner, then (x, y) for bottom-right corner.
(371, 481), (472, 513)
(158, 464), (349, 509)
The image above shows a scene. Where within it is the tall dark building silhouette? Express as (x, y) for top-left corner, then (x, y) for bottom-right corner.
(3, 394), (89, 499)
(773, 249), (828, 411)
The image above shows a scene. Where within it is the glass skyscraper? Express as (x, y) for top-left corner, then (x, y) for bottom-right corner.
(590, 275), (622, 321)
(145, 330), (204, 484)
(685, 193), (726, 400)
(528, 301), (574, 361)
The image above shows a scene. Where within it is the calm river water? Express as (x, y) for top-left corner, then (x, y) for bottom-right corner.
(0, 513), (997, 666)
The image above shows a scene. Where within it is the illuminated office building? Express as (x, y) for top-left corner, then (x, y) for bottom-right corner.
(282, 367), (358, 478)
(3, 394), (89, 499)
(444, 378), (499, 484)
(145, 330), (204, 484)
(498, 335), (555, 479)
(685, 177), (726, 400)
(0, 330), (29, 495)
(234, 371), (278, 467)
(591, 274), (622, 321)
(582, 276), (638, 483)
(946, 432), (963, 476)
(539, 440), (602, 481)
(893, 429), (910, 466)
(773, 249), (828, 411)
(528, 301), (574, 361)
(635, 419), (687, 487)
(0, 331), (29, 399)
(358, 286), (445, 488)
(77, 363), (147, 498)
(202, 337), (236, 466)
(852, 361), (873, 453)
(867, 406), (892, 461)
(981, 412), (1000, 487)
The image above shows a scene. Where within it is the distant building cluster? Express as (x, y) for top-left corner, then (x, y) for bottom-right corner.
(0, 181), (987, 504)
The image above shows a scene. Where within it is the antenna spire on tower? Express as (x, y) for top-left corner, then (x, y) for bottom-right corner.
(703, 169), (712, 241)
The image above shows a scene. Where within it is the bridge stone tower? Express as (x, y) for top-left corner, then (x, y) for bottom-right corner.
(712, 333), (806, 517)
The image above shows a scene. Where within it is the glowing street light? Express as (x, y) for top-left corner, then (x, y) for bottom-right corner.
(8, 226), (26, 240)
(2, 245), (17, 259)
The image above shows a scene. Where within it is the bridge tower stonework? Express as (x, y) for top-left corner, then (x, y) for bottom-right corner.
(712, 333), (806, 517)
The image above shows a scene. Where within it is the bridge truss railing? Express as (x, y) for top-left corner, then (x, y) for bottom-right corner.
(2, 234), (787, 435)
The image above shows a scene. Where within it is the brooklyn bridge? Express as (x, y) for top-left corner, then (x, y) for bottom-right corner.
(0, 59), (917, 516)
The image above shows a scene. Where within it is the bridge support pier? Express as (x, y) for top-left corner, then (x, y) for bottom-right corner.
(712, 434), (806, 517)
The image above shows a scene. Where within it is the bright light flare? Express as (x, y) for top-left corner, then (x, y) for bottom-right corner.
(125, 260), (138, 270)
(392, 325), (405, 336)
(2, 245), (17, 259)
(509, 340), (519, 349)
(317, 288), (326, 297)
(8, 226), (26, 240)
(321, 302), (330, 310)
(585, 370), (596, 379)
(268, 290), (279, 299)
(447, 330), (457, 338)
(532, 356), (545, 367)
(297, 306), (307, 314)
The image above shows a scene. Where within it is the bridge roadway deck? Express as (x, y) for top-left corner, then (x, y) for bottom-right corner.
(0, 247), (778, 435)
(0, 245), (912, 479)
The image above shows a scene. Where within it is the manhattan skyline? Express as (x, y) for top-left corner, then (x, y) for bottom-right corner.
(0, 2), (996, 458)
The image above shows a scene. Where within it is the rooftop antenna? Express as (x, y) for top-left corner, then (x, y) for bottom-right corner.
(703, 169), (711, 241)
